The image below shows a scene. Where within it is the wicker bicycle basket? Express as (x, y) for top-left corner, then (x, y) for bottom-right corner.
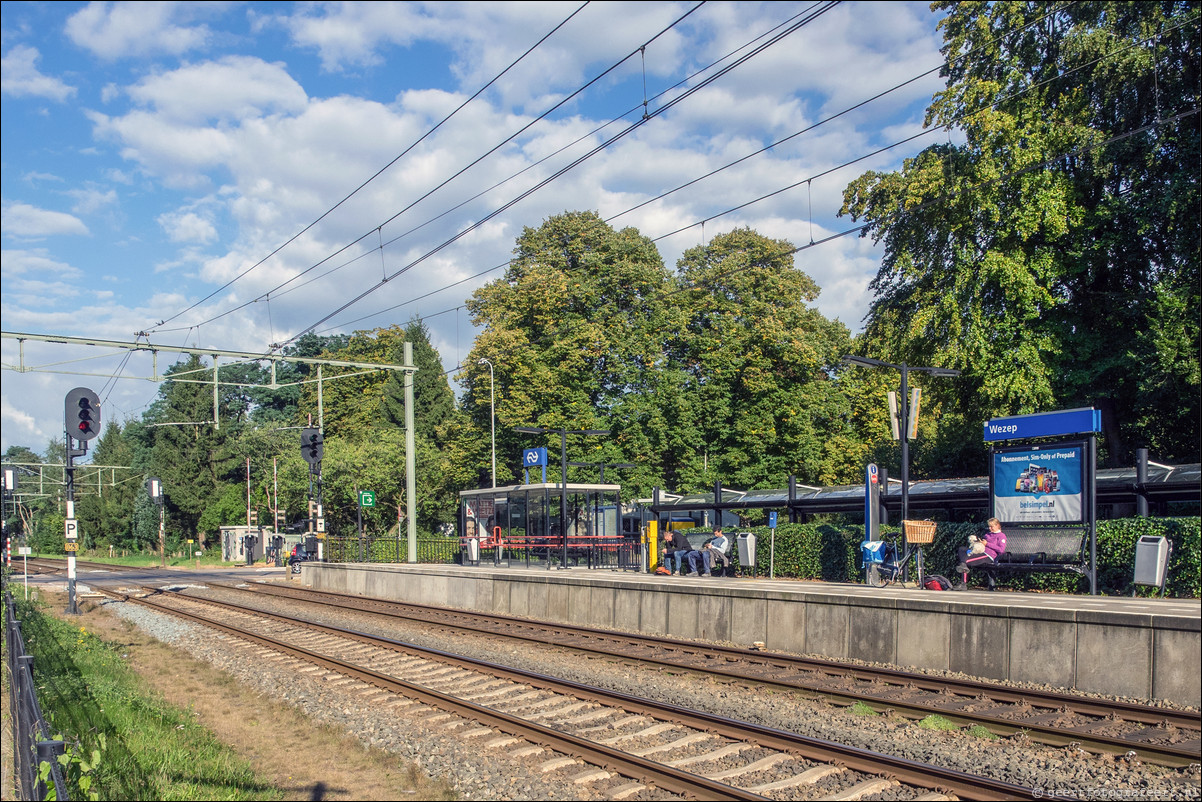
(903, 519), (937, 544)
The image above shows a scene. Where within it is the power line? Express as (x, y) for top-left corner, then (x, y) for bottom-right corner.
(274, 0), (1090, 339)
(147, 1), (593, 334)
(288, 2), (840, 343)
(159, 2), (794, 340)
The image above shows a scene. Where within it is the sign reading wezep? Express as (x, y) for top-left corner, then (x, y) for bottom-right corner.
(983, 408), (1101, 442)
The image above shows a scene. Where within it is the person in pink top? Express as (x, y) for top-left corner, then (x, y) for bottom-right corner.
(953, 517), (1007, 590)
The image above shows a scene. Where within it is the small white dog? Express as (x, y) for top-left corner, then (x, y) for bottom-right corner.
(967, 534), (986, 556)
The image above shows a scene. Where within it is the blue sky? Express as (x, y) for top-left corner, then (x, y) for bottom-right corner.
(1, 1), (949, 453)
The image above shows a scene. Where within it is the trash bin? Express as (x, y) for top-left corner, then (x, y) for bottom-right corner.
(466, 536), (480, 563)
(736, 532), (756, 570)
(1133, 536), (1170, 588)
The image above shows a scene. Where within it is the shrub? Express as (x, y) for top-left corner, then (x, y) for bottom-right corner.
(694, 516), (1199, 598)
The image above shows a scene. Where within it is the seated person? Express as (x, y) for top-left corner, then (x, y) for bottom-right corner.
(954, 517), (1007, 589)
(700, 527), (730, 575)
(663, 530), (705, 575)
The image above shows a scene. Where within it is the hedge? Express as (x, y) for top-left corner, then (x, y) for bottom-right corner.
(681, 516), (1200, 598)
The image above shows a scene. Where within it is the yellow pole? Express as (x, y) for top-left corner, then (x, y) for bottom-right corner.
(647, 520), (658, 572)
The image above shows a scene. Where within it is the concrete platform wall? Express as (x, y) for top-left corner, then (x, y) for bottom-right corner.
(303, 564), (1200, 706)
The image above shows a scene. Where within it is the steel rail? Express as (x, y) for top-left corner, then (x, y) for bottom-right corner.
(128, 585), (1071, 800)
(230, 581), (1202, 767)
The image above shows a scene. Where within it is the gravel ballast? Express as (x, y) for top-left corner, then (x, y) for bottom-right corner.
(103, 584), (1201, 801)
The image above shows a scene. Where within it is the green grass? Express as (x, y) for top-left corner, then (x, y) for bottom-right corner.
(917, 714), (960, 731)
(76, 549), (230, 568)
(849, 700), (879, 716)
(966, 724), (999, 739)
(9, 595), (282, 801)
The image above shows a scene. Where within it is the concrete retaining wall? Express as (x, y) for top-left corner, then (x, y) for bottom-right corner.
(303, 564), (1200, 706)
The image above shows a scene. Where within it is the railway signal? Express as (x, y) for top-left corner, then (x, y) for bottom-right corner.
(300, 428), (323, 467)
(65, 387), (102, 441)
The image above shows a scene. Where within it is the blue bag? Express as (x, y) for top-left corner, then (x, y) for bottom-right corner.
(861, 540), (888, 565)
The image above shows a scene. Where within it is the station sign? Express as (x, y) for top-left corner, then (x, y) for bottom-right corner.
(984, 407), (1100, 442)
(523, 447), (548, 467)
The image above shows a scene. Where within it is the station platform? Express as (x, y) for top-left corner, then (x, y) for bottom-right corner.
(302, 562), (1200, 706)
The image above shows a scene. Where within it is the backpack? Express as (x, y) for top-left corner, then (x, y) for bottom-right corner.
(654, 565), (672, 575)
(924, 574), (953, 591)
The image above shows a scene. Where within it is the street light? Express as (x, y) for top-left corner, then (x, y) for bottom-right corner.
(514, 425), (610, 568)
(841, 355), (961, 527)
(478, 358), (496, 488)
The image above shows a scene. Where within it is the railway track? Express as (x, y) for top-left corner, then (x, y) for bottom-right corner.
(102, 584), (1068, 801)
(215, 580), (1202, 769)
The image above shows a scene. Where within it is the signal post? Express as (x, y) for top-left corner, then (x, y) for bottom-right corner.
(64, 387), (101, 615)
(301, 427), (324, 563)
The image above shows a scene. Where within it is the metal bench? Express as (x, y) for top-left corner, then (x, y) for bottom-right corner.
(980, 526), (1089, 589)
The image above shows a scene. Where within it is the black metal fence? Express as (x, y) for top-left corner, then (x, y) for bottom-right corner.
(4, 586), (69, 801)
(323, 534), (461, 564)
(464, 535), (645, 571)
(321, 533), (644, 570)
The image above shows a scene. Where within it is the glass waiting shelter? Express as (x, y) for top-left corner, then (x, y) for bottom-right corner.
(458, 483), (637, 568)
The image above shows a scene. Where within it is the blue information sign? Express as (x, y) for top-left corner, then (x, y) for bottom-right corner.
(768, 511), (777, 528)
(983, 408), (1100, 442)
(992, 444), (1085, 524)
(522, 447), (548, 467)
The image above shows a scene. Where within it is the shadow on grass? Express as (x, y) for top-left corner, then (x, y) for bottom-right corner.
(18, 597), (281, 800)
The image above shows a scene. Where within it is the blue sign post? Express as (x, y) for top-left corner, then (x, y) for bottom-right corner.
(522, 447), (548, 483)
(864, 463), (880, 543)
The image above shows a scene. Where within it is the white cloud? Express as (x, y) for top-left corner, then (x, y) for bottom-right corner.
(68, 187), (119, 215)
(263, 1), (428, 71)
(64, 1), (216, 60)
(0, 202), (90, 238)
(1, 393), (45, 447)
(0, 45), (76, 101)
(125, 56), (308, 124)
(1, 248), (82, 277)
(157, 209), (217, 244)
(0, 249), (85, 304)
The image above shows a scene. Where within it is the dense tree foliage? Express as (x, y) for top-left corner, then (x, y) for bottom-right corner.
(457, 213), (855, 498)
(840, 0), (1199, 468)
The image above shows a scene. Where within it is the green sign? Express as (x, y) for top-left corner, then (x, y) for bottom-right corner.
(359, 490), (376, 508)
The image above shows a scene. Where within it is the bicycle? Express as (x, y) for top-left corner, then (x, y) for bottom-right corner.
(861, 532), (930, 588)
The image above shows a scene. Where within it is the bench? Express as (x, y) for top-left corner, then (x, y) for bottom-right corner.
(978, 526), (1090, 589)
(661, 532), (731, 576)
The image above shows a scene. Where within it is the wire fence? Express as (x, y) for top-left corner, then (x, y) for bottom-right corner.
(4, 583), (69, 801)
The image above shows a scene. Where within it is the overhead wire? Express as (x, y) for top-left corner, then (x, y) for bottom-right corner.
(153, 0), (713, 339)
(288, 1), (841, 343)
(147, 0), (593, 335)
(289, 0), (1092, 339)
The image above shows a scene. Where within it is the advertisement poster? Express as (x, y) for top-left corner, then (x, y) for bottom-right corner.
(992, 445), (1084, 524)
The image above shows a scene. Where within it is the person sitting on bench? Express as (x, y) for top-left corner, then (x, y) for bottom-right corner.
(954, 517), (1007, 589)
(700, 527), (730, 576)
(663, 530), (704, 575)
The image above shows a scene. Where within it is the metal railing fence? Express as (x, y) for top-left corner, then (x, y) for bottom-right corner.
(4, 585), (69, 801)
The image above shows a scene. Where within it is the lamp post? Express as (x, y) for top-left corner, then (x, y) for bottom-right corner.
(514, 426), (609, 568)
(478, 358), (496, 488)
(841, 355), (961, 526)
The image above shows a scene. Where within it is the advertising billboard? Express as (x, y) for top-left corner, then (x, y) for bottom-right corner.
(991, 443), (1086, 525)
